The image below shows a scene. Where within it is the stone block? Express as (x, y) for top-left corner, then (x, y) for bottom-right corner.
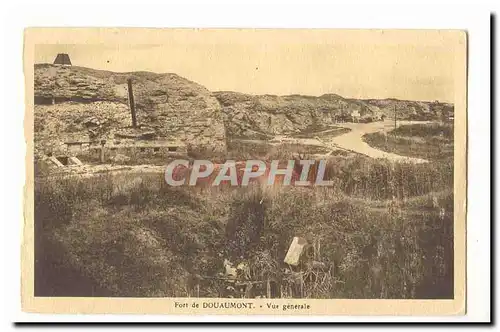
(48, 156), (64, 167)
(68, 156), (83, 166)
(284, 237), (308, 266)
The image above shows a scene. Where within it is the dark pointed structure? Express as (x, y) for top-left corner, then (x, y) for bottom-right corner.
(127, 78), (138, 128)
(53, 53), (72, 66)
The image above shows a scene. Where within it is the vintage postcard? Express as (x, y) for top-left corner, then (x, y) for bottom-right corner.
(22, 28), (467, 316)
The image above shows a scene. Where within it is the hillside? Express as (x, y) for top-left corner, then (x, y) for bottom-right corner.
(34, 64), (454, 155)
(363, 98), (454, 121)
(34, 64), (226, 155)
(214, 91), (452, 138)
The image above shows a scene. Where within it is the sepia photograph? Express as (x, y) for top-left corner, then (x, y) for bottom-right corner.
(22, 28), (467, 315)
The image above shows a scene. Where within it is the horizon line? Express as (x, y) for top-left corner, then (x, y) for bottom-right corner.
(34, 62), (455, 105)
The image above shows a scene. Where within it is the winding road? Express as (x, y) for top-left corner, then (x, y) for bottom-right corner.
(325, 120), (429, 163)
(271, 120), (430, 163)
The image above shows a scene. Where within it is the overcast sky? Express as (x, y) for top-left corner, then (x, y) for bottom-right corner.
(34, 30), (462, 103)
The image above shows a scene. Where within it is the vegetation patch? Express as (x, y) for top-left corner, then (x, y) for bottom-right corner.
(362, 123), (454, 161)
(35, 155), (453, 299)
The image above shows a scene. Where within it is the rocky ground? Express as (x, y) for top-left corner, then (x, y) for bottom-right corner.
(214, 91), (452, 139)
(34, 64), (226, 156)
(34, 64), (453, 159)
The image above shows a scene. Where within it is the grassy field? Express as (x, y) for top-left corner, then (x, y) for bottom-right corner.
(35, 153), (454, 299)
(362, 123), (454, 161)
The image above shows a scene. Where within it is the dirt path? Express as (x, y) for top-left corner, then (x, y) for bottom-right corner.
(323, 120), (430, 163)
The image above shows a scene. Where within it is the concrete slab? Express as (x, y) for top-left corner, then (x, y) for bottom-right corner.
(284, 237), (308, 266)
(68, 156), (83, 166)
(48, 156), (64, 167)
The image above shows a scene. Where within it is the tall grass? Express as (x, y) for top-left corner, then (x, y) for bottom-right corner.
(320, 156), (453, 200)
(187, 186), (453, 299)
(34, 173), (205, 297)
(34, 153), (454, 299)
